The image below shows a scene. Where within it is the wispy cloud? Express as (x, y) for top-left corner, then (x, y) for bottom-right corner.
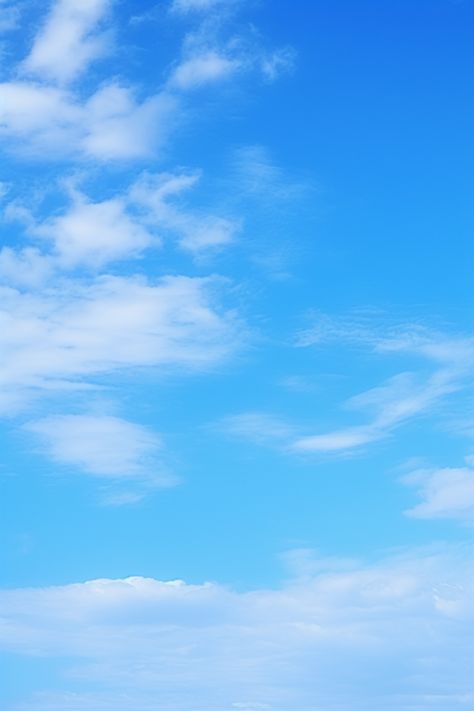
(232, 145), (306, 201)
(294, 368), (459, 453)
(259, 46), (295, 82)
(129, 171), (240, 252)
(168, 1), (294, 92)
(222, 322), (474, 456)
(292, 319), (474, 454)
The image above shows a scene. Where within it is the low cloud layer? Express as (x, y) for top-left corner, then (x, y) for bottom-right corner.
(2, 546), (474, 710)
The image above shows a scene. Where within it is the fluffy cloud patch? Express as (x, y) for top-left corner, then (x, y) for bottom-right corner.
(5, 169), (238, 271)
(403, 459), (474, 520)
(0, 82), (177, 160)
(26, 415), (169, 486)
(33, 191), (155, 268)
(21, 0), (113, 84)
(170, 51), (239, 89)
(82, 85), (177, 161)
(2, 547), (474, 709)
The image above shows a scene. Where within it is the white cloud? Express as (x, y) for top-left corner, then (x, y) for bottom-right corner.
(0, 81), (177, 160)
(82, 85), (177, 161)
(2, 547), (474, 709)
(6, 169), (237, 268)
(168, 43), (292, 92)
(295, 369), (458, 454)
(21, 0), (113, 84)
(168, 1), (293, 92)
(0, 274), (241, 413)
(0, 165), (242, 426)
(26, 414), (171, 487)
(0, 81), (80, 139)
(293, 379), (458, 454)
(180, 214), (238, 250)
(403, 459), (474, 520)
(170, 51), (239, 89)
(33, 191), (155, 268)
(225, 365), (463, 457)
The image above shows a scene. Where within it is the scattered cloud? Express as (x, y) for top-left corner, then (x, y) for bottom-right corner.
(168, 1), (294, 93)
(0, 81), (178, 160)
(294, 425), (381, 453)
(32, 190), (155, 269)
(21, 0), (114, 84)
(221, 323), (474, 456)
(0, 0), (293, 160)
(129, 171), (240, 252)
(403, 458), (474, 521)
(2, 546), (474, 710)
(5, 170), (239, 268)
(0, 274), (241, 413)
(26, 414), (172, 493)
(170, 51), (239, 89)
(294, 368), (459, 454)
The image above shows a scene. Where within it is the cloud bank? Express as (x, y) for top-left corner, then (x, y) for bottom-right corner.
(2, 546), (474, 710)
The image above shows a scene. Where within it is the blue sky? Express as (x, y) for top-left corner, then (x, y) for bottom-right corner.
(0, 0), (473, 709)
